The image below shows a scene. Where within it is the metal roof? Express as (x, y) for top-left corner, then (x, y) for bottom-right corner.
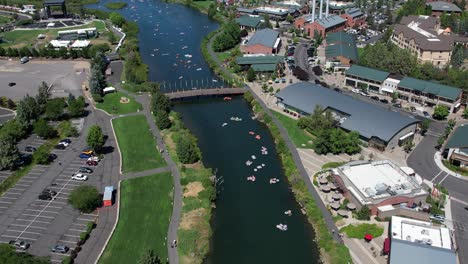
(246, 28), (279, 48)
(251, 63), (278, 72)
(44, 0), (65, 4)
(390, 239), (456, 264)
(326, 32), (358, 61)
(315, 14), (346, 29)
(237, 7), (255, 14)
(445, 125), (468, 149)
(275, 82), (419, 142)
(235, 15), (262, 29)
(326, 31), (356, 45)
(428, 1), (462, 12)
(345, 7), (364, 18)
(236, 55), (284, 65)
(398, 77), (462, 101)
(346, 65), (390, 82)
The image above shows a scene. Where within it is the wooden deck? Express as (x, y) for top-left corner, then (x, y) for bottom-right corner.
(165, 87), (245, 100)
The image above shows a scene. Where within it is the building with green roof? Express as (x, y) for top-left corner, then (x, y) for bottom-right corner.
(344, 65), (390, 92)
(236, 55), (284, 73)
(444, 124), (468, 168)
(325, 32), (358, 68)
(235, 15), (262, 31)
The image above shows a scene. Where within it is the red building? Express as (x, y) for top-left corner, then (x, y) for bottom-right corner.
(340, 7), (366, 28)
(303, 15), (346, 38)
(241, 28), (281, 55)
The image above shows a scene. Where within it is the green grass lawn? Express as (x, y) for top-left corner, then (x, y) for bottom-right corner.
(340, 223), (384, 239)
(112, 115), (166, 173)
(96, 92), (142, 115)
(192, 0), (212, 10)
(0, 15), (11, 26)
(272, 111), (314, 148)
(0, 20), (106, 48)
(99, 172), (173, 264)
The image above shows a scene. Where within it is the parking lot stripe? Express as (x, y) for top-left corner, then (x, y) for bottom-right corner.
(17, 219), (50, 224)
(77, 218), (94, 221)
(59, 240), (78, 244)
(22, 176), (38, 179)
(0, 206), (7, 209)
(82, 213), (98, 217)
(5, 192), (21, 195)
(19, 180), (34, 183)
(69, 228), (86, 232)
(1, 235), (37, 241)
(22, 214), (53, 219)
(64, 234), (80, 238)
(35, 200), (66, 204)
(72, 223), (86, 226)
(28, 172), (42, 175)
(6, 230), (41, 235)
(1, 197), (17, 200)
(11, 224), (46, 229)
(25, 209), (59, 214)
(15, 184), (30, 187)
(0, 201), (13, 204)
(10, 188), (26, 191)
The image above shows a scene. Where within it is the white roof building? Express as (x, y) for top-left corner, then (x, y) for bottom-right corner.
(71, 40), (90, 48)
(49, 40), (70, 48)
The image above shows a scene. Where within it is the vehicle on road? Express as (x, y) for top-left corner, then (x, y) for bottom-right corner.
(9, 240), (30, 250)
(8, 82), (16, 87)
(359, 91), (369, 97)
(51, 245), (69, 254)
(79, 167), (93, 173)
(370, 96), (379, 101)
(20, 56), (29, 64)
(42, 189), (57, 197)
(430, 214), (445, 221)
(24, 146), (36, 153)
(86, 160), (98, 166)
(71, 173), (88, 181)
(423, 111), (431, 118)
(79, 153), (91, 159)
(38, 193), (53, 200)
(393, 103), (402, 108)
(379, 99), (389, 104)
(351, 88), (360, 94)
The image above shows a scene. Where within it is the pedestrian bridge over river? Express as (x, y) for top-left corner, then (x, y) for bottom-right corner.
(164, 87), (245, 100)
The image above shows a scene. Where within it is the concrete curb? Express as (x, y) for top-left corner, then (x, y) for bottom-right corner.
(434, 151), (465, 181)
(109, 116), (123, 175)
(94, 180), (122, 264)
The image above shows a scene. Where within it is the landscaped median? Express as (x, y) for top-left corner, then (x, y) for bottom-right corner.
(99, 172), (173, 263)
(243, 91), (352, 264)
(112, 115), (166, 173)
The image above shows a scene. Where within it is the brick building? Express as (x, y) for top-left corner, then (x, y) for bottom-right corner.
(340, 7), (365, 27)
(241, 28), (281, 54)
(300, 14), (346, 38)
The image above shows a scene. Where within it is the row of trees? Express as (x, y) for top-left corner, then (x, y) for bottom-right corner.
(89, 52), (107, 102)
(212, 21), (241, 52)
(298, 106), (361, 155)
(0, 44), (111, 60)
(0, 244), (49, 264)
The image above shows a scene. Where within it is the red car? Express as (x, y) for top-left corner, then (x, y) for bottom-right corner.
(86, 160), (98, 166)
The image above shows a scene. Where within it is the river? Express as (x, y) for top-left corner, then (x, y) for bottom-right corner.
(88, 1), (319, 263)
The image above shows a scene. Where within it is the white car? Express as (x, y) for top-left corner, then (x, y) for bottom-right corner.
(351, 88), (360, 94)
(71, 173), (88, 181)
(58, 142), (70, 147)
(87, 156), (100, 162)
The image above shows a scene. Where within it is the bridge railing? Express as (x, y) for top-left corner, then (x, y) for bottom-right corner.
(159, 78), (238, 94)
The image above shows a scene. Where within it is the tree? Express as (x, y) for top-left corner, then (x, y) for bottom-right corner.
(268, 86), (274, 94)
(0, 120), (25, 142)
(403, 139), (415, 153)
(155, 110), (171, 130)
(45, 98), (65, 121)
(68, 96), (86, 117)
(451, 44), (465, 68)
(108, 32), (117, 44)
(175, 132), (201, 164)
(151, 91), (171, 113)
(292, 66), (309, 81)
(355, 205), (371, 220)
(0, 244), (50, 264)
(462, 108), (468, 119)
(34, 147), (51, 165)
(448, 118), (456, 129)
(34, 119), (57, 139)
(275, 20), (280, 28)
(36, 81), (50, 112)
(261, 83), (268, 93)
(110, 12), (125, 27)
(420, 119), (430, 135)
(432, 105), (449, 120)
(246, 67), (256, 82)
(286, 14), (293, 23)
(208, 3), (217, 19)
(138, 249), (162, 264)
(0, 133), (20, 170)
(437, 136), (445, 149)
(16, 94), (40, 128)
(87, 125), (105, 153)
(69, 185), (101, 213)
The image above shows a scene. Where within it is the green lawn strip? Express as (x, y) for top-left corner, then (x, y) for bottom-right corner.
(1, 20), (106, 47)
(191, 1), (212, 11)
(99, 172), (173, 264)
(442, 160), (468, 176)
(96, 92), (142, 115)
(0, 15), (12, 26)
(104, 2), (128, 10)
(321, 162), (346, 170)
(340, 223), (384, 239)
(272, 111), (314, 148)
(244, 92), (352, 264)
(0, 138), (58, 196)
(112, 115), (166, 173)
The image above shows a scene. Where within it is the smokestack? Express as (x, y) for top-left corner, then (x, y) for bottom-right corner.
(311, 0), (316, 22)
(319, 0), (323, 19)
(325, 0), (329, 17)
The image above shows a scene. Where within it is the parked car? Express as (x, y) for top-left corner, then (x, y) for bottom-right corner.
(24, 146), (36, 153)
(430, 214), (445, 221)
(71, 173), (88, 181)
(48, 153), (57, 162)
(20, 56), (29, 64)
(79, 153), (91, 159)
(379, 99), (389, 104)
(86, 160), (98, 166)
(351, 88), (360, 94)
(79, 167), (93, 173)
(9, 240), (30, 250)
(370, 96), (379, 101)
(51, 245), (69, 254)
(423, 111), (431, 118)
(82, 150), (94, 155)
(15, 153), (32, 167)
(88, 156), (100, 162)
(60, 139), (71, 144)
(393, 103), (402, 108)
(38, 193), (52, 200)
(359, 91), (369, 97)
(54, 144), (66, 150)
(8, 82), (16, 87)
(42, 189), (57, 197)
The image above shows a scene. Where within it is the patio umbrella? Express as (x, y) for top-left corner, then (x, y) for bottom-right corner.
(330, 202), (340, 210)
(331, 193), (342, 201)
(337, 209), (348, 217)
(321, 185), (331, 192)
(319, 177), (328, 185)
(346, 203), (356, 210)
(329, 183), (338, 190)
(364, 234), (373, 241)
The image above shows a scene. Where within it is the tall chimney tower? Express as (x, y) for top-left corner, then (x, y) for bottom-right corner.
(319, 0), (323, 19)
(325, 0), (329, 17)
(311, 0), (316, 22)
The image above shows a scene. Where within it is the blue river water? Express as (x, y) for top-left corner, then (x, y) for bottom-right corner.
(88, 1), (319, 263)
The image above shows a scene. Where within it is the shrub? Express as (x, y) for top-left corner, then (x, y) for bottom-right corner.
(70, 250), (77, 259)
(34, 119), (57, 139)
(92, 93), (103, 103)
(355, 205), (371, 220)
(79, 232), (89, 242)
(62, 256), (73, 264)
(69, 185), (101, 213)
(34, 147), (51, 165)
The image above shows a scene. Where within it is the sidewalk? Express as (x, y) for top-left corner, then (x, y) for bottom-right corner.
(434, 151), (465, 180)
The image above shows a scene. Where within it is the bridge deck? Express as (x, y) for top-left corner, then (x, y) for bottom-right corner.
(165, 87), (245, 100)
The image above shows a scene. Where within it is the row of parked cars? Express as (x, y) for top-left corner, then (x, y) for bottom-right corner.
(8, 239), (69, 254)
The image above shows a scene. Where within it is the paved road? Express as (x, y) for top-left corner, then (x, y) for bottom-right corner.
(121, 167), (170, 180)
(294, 42), (319, 82)
(0, 108), (15, 125)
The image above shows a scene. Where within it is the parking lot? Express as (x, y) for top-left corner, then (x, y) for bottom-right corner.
(0, 59), (89, 101)
(0, 137), (105, 262)
(0, 108), (15, 125)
